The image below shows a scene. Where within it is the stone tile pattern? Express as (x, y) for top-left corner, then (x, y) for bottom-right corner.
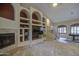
(6, 40), (79, 56)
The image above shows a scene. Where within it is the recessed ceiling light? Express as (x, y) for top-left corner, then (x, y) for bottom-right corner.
(52, 3), (58, 7)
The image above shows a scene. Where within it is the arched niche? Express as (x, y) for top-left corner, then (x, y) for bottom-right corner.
(0, 3), (14, 20)
(20, 9), (30, 19)
(32, 11), (41, 20)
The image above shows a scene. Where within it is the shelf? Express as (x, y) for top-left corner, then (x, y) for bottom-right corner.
(32, 19), (41, 23)
(32, 24), (42, 26)
(43, 25), (45, 27)
(20, 23), (29, 25)
(20, 17), (30, 21)
(20, 27), (29, 29)
(20, 24), (29, 28)
(43, 22), (46, 24)
(20, 34), (23, 36)
(20, 19), (29, 23)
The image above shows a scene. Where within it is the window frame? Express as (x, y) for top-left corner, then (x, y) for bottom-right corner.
(58, 25), (67, 34)
(70, 24), (79, 34)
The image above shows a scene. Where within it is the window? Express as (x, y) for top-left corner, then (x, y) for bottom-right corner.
(71, 24), (79, 34)
(58, 25), (66, 34)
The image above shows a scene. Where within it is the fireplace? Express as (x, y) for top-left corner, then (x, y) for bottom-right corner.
(0, 33), (15, 49)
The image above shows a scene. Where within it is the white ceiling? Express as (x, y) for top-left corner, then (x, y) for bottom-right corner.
(21, 3), (79, 23)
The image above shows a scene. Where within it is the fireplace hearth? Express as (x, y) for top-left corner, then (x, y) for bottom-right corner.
(0, 33), (15, 49)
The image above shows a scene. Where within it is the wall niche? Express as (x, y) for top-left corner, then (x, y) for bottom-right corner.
(0, 3), (14, 20)
(32, 11), (41, 20)
(20, 9), (29, 18)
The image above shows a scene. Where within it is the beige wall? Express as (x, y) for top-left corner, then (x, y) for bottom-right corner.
(46, 19), (54, 40)
(0, 4), (20, 29)
(0, 4), (20, 52)
(0, 3), (53, 52)
(54, 18), (79, 40)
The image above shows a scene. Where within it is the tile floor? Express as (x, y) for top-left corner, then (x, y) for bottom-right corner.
(7, 40), (79, 56)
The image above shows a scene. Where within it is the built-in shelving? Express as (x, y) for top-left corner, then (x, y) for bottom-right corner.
(0, 5), (48, 51)
(19, 9), (30, 43)
(20, 28), (29, 29)
(32, 10), (43, 40)
(32, 24), (42, 26)
(19, 7), (47, 46)
(24, 29), (29, 41)
(32, 19), (41, 23)
(43, 17), (46, 28)
(20, 34), (23, 36)
(42, 17), (47, 39)
(20, 21), (29, 24)
(20, 17), (29, 21)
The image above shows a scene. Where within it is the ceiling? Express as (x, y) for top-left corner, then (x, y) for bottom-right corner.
(21, 3), (79, 23)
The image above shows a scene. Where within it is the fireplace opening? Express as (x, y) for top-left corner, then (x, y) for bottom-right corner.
(0, 33), (15, 49)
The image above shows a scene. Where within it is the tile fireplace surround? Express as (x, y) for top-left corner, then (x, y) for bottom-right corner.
(0, 33), (15, 49)
(0, 29), (18, 53)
